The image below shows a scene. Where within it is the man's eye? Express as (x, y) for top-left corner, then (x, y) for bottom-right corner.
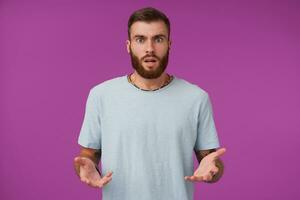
(136, 38), (144, 43)
(155, 38), (163, 43)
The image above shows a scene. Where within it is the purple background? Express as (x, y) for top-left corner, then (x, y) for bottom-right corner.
(1, 0), (300, 199)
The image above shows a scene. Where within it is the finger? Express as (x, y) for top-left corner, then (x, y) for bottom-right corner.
(82, 175), (112, 188)
(97, 172), (113, 186)
(184, 176), (193, 181)
(101, 174), (113, 183)
(98, 171), (113, 181)
(94, 177), (112, 188)
(97, 176), (113, 187)
(80, 177), (90, 185)
(184, 176), (195, 182)
(184, 175), (203, 182)
(80, 177), (87, 182)
(103, 171), (113, 178)
(102, 176), (113, 185)
(209, 147), (226, 160)
(203, 174), (213, 181)
(215, 148), (226, 157)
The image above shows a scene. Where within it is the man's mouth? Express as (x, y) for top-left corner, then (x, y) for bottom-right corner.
(144, 57), (157, 63)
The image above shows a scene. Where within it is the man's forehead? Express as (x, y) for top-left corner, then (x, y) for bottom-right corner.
(130, 21), (168, 37)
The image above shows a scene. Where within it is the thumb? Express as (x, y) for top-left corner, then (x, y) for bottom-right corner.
(216, 147), (226, 157)
(211, 147), (226, 160)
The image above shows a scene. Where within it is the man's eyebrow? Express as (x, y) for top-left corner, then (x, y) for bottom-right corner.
(133, 34), (167, 39)
(153, 34), (167, 38)
(133, 35), (145, 38)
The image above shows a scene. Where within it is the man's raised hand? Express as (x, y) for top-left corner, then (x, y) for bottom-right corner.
(184, 147), (226, 182)
(74, 156), (113, 188)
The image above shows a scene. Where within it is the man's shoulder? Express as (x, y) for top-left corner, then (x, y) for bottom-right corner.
(89, 75), (126, 95)
(176, 76), (209, 98)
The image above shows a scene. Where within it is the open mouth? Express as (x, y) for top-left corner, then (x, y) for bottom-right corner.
(144, 58), (157, 63)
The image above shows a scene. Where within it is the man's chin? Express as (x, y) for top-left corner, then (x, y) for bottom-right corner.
(142, 62), (159, 70)
(141, 71), (164, 79)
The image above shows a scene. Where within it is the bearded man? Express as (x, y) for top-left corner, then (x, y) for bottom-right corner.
(74, 7), (226, 200)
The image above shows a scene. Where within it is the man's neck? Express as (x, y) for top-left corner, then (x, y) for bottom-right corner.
(130, 71), (169, 91)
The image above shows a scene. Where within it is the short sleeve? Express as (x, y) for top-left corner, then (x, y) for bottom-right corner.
(78, 89), (102, 149)
(194, 93), (220, 151)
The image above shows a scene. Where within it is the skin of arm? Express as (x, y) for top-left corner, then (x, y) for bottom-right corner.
(194, 148), (225, 183)
(74, 147), (102, 177)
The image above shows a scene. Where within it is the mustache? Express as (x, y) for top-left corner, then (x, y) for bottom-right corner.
(141, 54), (160, 61)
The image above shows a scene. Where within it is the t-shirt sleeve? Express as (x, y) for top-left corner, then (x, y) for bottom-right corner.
(194, 92), (220, 151)
(78, 89), (102, 149)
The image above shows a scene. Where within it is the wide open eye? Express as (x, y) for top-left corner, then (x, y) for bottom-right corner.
(136, 38), (144, 43)
(155, 37), (164, 43)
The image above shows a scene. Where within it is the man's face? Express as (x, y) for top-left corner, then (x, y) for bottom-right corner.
(126, 20), (171, 79)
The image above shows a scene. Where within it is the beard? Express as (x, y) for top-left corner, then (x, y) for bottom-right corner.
(129, 47), (169, 79)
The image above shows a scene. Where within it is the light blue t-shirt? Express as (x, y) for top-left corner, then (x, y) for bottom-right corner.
(78, 74), (220, 200)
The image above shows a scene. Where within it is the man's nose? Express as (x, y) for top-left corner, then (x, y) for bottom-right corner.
(145, 40), (154, 54)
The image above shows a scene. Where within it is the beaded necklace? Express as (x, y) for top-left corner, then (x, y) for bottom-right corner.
(127, 73), (174, 91)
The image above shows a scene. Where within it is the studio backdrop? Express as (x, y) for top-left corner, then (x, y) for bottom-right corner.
(1, 1), (299, 200)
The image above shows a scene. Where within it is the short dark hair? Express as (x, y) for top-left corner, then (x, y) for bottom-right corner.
(127, 7), (171, 40)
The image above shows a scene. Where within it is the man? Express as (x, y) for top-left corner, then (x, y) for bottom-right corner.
(74, 7), (226, 200)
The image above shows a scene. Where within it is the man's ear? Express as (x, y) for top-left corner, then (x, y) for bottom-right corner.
(126, 40), (130, 54)
(168, 39), (172, 50)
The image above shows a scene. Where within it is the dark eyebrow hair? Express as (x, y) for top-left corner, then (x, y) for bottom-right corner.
(154, 34), (167, 39)
(133, 35), (145, 38)
(133, 34), (167, 39)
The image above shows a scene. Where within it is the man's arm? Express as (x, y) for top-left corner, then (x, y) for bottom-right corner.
(194, 148), (225, 183)
(74, 147), (102, 177)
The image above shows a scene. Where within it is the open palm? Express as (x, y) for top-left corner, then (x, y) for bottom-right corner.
(184, 148), (226, 182)
(74, 156), (113, 188)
